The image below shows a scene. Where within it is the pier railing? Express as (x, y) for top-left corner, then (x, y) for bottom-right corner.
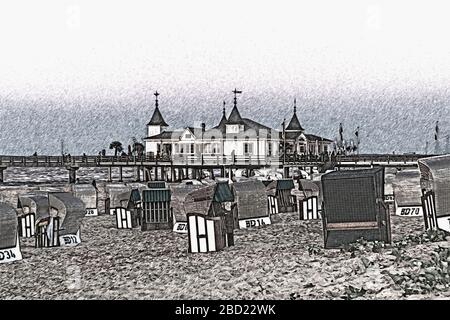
(0, 153), (432, 168)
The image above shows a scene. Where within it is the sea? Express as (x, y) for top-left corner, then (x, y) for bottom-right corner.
(1, 88), (449, 156)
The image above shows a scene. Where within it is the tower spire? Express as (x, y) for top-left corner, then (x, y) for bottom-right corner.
(232, 88), (242, 108)
(154, 91), (159, 108)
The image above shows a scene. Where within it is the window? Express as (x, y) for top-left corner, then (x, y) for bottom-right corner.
(244, 143), (253, 154)
(190, 144), (194, 153)
(185, 133), (191, 139)
(299, 145), (305, 153)
(268, 142), (272, 156)
(226, 125), (239, 134)
(324, 145), (328, 153)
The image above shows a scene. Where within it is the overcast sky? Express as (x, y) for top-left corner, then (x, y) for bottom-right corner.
(0, 0), (449, 104)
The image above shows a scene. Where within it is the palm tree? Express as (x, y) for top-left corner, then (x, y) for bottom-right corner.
(131, 137), (145, 157)
(109, 141), (123, 157)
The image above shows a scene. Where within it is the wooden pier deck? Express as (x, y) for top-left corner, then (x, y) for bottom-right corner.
(0, 153), (433, 183)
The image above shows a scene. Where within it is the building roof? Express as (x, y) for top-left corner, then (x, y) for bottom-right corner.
(227, 106), (246, 125)
(281, 131), (333, 142)
(214, 111), (228, 132)
(147, 106), (169, 127)
(305, 134), (334, 143)
(144, 130), (178, 140)
(286, 112), (304, 131)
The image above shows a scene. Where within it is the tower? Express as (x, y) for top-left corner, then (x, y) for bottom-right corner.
(147, 91), (169, 137)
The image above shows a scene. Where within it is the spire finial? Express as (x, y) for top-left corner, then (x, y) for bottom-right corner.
(232, 88), (242, 108)
(154, 91), (159, 108)
(294, 98), (297, 113)
(223, 100), (226, 116)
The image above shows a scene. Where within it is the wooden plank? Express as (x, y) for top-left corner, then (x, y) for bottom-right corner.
(326, 221), (378, 230)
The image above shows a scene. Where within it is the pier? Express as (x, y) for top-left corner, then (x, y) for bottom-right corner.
(0, 153), (431, 183)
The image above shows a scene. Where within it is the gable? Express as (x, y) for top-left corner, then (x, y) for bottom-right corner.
(180, 128), (196, 141)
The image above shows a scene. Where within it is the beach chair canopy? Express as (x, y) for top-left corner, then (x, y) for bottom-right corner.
(48, 192), (86, 236)
(106, 184), (132, 208)
(148, 181), (167, 189)
(276, 179), (295, 191)
(72, 184), (97, 209)
(418, 155), (450, 216)
(322, 168), (385, 223)
(17, 195), (49, 222)
(232, 180), (268, 219)
(0, 203), (18, 249)
(184, 182), (234, 216)
(171, 184), (204, 223)
(392, 169), (422, 206)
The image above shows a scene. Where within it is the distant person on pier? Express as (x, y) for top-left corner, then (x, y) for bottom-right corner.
(33, 152), (37, 157)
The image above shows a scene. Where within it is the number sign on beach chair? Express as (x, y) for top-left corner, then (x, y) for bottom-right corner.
(232, 180), (271, 229)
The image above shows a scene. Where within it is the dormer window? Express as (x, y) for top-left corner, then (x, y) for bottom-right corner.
(226, 124), (239, 134)
(185, 133), (191, 139)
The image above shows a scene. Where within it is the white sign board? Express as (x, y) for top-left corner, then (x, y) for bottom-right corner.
(395, 206), (423, 217)
(109, 208), (116, 216)
(59, 230), (81, 247)
(0, 235), (22, 264)
(437, 216), (450, 233)
(238, 216), (271, 229)
(173, 222), (188, 234)
(85, 208), (98, 217)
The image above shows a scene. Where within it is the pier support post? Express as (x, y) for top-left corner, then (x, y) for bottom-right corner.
(67, 166), (79, 184)
(170, 167), (175, 182)
(136, 166), (141, 182)
(108, 167), (112, 182)
(119, 166), (123, 182)
(0, 166), (6, 183)
(144, 167), (151, 181)
(283, 166), (289, 178)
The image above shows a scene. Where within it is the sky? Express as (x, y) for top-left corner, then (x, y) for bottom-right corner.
(1, 0), (449, 100)
(0, 0), (449, 155)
